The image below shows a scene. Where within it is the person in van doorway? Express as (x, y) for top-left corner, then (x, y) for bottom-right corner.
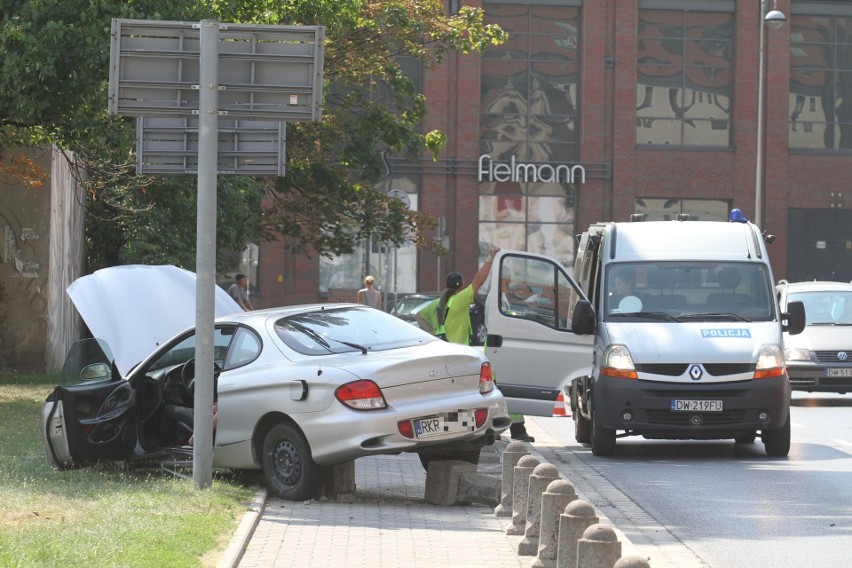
(416, 246), (499, 344)
(228, 273), (254, 311)
(415, 247), (534, 443)
(357, 275), (381, 308)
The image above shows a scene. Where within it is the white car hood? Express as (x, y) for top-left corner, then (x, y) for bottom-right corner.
(67, 265), (241, 375)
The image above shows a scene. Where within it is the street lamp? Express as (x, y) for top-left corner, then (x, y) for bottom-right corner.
(755, 1), (786, 228)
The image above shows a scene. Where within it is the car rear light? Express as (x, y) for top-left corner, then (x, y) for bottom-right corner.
(479, 362), (494, 394)
(398, 420), (415, 439)
(474, 408), (488, 428)
(335, 380), (387, 410)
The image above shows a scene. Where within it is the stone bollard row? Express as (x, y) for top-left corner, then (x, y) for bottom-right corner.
(495, 441), (530, 517)
(519, 463), (560, 556)
(556, 499), (598, 568)
(507, 454), (539, 535)
(577, 524), (621, 568)
(532, 479), (577, 568)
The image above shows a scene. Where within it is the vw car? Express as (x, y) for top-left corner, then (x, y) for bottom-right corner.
(42, 265), (510, 500)
(777, 280), (852, 393)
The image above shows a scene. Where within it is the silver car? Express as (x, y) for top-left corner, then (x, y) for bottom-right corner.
(777, 280), (852, 393)
(42, 266), (510, 500)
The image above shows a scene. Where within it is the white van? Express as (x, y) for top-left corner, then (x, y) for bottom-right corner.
(485, 216), (805, 457)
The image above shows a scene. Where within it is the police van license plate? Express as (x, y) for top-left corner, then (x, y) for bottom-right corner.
(414, 416), (444, 438)
(671, 400), (723, 412)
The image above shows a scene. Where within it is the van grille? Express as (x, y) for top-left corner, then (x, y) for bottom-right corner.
(637, 363), (753, 377)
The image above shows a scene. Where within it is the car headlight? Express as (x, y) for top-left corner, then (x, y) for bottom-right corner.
(783, 347), (814, 363)
(601, 344), (637, 379)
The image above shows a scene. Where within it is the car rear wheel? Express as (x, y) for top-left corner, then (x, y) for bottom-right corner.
(262, 423), (322, 500)
(762, 414), (791, 457)
(417, 448), (481, 471)
(590, 403), (616, 456)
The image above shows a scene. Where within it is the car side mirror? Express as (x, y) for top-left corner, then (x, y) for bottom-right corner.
(572, 299), (596, 335)
(782, 300), (806, 336)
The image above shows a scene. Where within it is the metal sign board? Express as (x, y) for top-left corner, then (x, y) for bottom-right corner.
(109, 19), (324, 120)
(136, 117), (285, 176)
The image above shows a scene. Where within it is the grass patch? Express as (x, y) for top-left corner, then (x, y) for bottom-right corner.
(0, 371), (257, 567)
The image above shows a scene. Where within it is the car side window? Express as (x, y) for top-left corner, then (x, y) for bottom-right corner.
(224, 327), (262, 370)
(499, 255), (580, 332)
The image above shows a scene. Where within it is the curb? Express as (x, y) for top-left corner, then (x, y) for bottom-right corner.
(217, 488), (267, 568)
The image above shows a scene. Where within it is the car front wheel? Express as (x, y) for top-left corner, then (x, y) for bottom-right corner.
(262, 423), (323, 500)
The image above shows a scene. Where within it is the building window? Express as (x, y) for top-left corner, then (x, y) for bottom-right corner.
(789, 14), (852, 150)
(636, 9), (733, 146)
(635, 198), (730, 222)
(479, 4), (580, 267)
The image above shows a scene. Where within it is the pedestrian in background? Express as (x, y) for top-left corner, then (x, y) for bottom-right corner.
(416, 246), (499, 345)
(357, 275), (381, 308)
(228, 273), (254, 311)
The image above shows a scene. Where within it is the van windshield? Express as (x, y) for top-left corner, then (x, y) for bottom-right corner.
(604, 262), (775, 322)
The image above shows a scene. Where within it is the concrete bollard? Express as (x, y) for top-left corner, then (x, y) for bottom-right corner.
(614, 555), (652, 568)
(577, 524), (621, 568)
(519, 463), (561, 556)
(507, 454), (539, 535)
(532, 479), (577, 568)
(556, 499), (598, 568)
(495, 441), (530, 517)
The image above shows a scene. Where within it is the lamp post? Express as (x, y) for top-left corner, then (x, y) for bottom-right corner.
(755, 1), (786, 228)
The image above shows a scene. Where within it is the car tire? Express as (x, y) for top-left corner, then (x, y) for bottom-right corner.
(762, 414), (791, 457)
(574, 412), (591, 444)
(417, 448), (481, 471)
(734, 432), (756, 444)
(262, 423), (323, 500)
(590, 403), (616, 457)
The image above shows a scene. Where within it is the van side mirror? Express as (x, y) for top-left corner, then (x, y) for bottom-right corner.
(572, 300), (596, 335)
(782, 300), (805, 336)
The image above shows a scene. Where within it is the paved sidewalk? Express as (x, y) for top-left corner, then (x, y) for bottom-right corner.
(226, 418), (702, 568)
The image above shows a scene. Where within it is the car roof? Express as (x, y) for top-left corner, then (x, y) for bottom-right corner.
(780, 281), (852, 293)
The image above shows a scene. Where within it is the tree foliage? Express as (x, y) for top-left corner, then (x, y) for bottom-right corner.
(0, 0), (505, 270)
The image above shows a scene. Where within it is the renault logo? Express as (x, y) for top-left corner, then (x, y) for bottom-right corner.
(839, 352), (849, 362)
(689, 364), (703, 381)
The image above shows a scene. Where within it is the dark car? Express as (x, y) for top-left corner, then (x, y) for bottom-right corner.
(389, 293), (487, 346)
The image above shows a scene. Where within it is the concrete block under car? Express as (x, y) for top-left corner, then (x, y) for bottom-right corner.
(424, 460), (500, 506)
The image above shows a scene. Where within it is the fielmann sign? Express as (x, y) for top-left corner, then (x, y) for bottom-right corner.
(477, 154), (586, 184)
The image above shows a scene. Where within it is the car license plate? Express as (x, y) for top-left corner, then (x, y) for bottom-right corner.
(414, 416), (445, 439)
(826, 368), (852, 378)
(670, 399), (723, 412)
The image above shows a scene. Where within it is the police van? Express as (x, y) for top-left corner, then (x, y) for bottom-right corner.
(485, 214), (805, 456)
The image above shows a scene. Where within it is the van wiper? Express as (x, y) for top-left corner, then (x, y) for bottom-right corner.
(609, 311), (680, 322)
(679, 312), (750, 322)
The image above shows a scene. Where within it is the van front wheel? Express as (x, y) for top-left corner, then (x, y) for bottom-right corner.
(762, 414), (791, 457)
(574, 412), (591, 444)
(590, 404), (616, 456)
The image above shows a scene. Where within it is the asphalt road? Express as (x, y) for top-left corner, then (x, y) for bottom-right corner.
(529, 391), (852, 568)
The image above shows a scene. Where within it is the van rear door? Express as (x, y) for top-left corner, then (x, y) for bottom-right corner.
(485, 251), (594, 417)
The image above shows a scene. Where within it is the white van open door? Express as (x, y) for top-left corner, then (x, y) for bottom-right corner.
(485, 250), (594, 417)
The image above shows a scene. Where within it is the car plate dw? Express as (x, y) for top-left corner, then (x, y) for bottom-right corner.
(671, 400), (723, 412)
(826, 368), (852, 378)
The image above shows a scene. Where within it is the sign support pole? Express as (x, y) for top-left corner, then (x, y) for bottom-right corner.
(193, 19), (219, 489)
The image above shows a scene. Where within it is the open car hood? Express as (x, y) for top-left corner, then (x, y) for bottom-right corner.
(67, 265), (241, 375)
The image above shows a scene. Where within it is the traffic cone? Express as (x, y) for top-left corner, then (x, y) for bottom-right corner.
(552, 392), (569, 417)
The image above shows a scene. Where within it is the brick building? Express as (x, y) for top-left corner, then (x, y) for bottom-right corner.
(249, 0), (852, 309)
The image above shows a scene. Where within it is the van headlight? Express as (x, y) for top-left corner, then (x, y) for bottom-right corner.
(601, 344), (637, 379)
(755, 344), (785, 379)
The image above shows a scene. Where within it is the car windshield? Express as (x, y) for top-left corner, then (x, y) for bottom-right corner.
(788, 290), (852, 325)
(275, 306), (436, 355)
(604, 261), (775, 322)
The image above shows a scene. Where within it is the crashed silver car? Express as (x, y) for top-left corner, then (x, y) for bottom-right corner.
(42, 265), (510, 500)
